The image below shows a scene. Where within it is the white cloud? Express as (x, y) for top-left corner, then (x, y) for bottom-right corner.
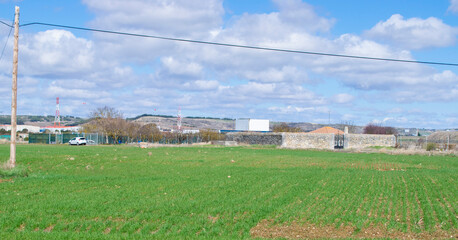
(341, 114), (356, 121)
(46, 85), (110, 99)
(0, 0), (456, 128)
(365, 14), (458, 49)
(449, 0), (458, 14)
(20, 30), (95, 76)
(83, 0), (223, 37)
(243, 66), (308, 83)
(82, 0), (224, 63)
(370, 117), (408, 125)
(387, 108), (403, 114)
(333, 93), (354, 104)
(161, 57), (203, 77)
(0, 28), (141, 116)
(272, 0), (335, 33)
(268, 105), (315, 114)
(50, 79), (97, 89)
(183, 80), (219, 91)
(389, 70), (458, 103)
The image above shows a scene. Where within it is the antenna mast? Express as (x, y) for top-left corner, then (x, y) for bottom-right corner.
(54, 97), (61, 127)
(177, 106), (182, 133)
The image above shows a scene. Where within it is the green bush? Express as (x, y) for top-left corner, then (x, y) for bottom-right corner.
(426, 143), (436, 151)
(0, 164), (28, 178)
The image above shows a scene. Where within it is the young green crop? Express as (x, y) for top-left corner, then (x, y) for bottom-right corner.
(0, 144), (456, 239)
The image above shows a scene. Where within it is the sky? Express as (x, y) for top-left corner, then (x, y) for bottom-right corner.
(0, 0), (457, 129)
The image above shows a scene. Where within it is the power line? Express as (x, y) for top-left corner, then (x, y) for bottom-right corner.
(17, 21), (458, 67)
(0, 18), (14, 62)
(0, 20), (12, 28)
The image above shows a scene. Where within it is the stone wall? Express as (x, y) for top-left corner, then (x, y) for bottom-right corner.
(345, 134), (395, 149)
(225, 132), (396, 150)
(282, 133), (334, 150)
(225, 132), (283, 145)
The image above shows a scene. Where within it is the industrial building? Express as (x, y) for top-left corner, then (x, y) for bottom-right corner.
(0, 124), (80, 133)
(235, 119), (270, 132)
(41, 126), (81, 133)
(0, 124), (41, 133)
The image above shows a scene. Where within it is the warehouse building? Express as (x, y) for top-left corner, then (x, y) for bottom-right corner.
(0, 124), (41, 133)
(235, 119), (270, 132)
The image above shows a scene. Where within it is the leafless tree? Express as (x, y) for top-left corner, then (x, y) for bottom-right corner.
(336, 121), (358, 134)
(138, 123), (161, 142)
(199, 129), (224, 142)
(272, 123), (302, 132)
(363, 124), (397, 135)
(84, 106), (126, 143)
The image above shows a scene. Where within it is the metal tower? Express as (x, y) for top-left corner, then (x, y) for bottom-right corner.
(177, 106), (182, 133)
(54, 97), (61, 127)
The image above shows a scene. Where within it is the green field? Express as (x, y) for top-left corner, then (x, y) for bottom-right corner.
(0, 145), (456, 239)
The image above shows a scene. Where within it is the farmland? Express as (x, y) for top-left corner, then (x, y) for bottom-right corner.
(0, 145), (456, 239)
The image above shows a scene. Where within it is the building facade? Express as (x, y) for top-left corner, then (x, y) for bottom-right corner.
(235, 119), (270, 132)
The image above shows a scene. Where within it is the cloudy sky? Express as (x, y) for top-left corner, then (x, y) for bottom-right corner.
(0, 0), (457, 129)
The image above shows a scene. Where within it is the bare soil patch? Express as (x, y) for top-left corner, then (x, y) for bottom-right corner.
(349, 147), (457, 156)
(138, 142), (210, 148)
(250, 219), (457, 239)
(0, 178), (13, 183)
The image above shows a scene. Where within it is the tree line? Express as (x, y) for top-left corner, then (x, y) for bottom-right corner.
(82, 106), (223, 144)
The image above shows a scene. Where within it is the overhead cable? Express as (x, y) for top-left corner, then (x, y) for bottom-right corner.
(0, 18), (14, 62)
(0, 20), (12, 28)
(18, 21), (458, 67)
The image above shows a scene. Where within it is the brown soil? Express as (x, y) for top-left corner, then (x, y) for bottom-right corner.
(0, 178), (13, 183)
(43, 224), (55, 232)
(250, 219), (457, 239)
(349, 147), (457, 156)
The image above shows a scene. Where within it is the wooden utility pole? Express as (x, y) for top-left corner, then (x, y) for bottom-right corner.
(8, 6), (19, 168)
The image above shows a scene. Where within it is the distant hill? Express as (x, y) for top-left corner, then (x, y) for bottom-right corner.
(0, 114), (364, 132)
(0, 115), (85, 127)
(2, 114), (449, 134)
(132, 115), (235, 131)
(133, 115), (363, 132)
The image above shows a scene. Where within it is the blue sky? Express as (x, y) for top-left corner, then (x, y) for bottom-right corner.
(0, 0), (457, 129)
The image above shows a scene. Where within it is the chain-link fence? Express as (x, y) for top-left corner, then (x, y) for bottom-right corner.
(29, 133), (104, 145)
(28, 133), (213, 145)
(397, 135), (457, 150)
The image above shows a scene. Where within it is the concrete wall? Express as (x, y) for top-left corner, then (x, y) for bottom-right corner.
(345, 134), (396, 149)
(226, 132), (282, 145)
(282, 133), (334, 150)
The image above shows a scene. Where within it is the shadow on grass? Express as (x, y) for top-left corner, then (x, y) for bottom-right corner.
(0, 163), (28, 178)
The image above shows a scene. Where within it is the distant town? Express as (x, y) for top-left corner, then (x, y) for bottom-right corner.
(0, 114), (456, 136)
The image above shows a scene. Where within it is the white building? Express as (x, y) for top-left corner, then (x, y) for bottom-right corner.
(235, 119), (270, 132)
(183, 129), (200, 134)
(0, 124), (41, 133)
(41, 126), (81, 133)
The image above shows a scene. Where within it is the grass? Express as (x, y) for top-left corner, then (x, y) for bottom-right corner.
(368, 146), (396, 150)
(0, 144), (456, 239)
(0, 163), (28, 178)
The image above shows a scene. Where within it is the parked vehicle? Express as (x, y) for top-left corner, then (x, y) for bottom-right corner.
(69, 137), (87, 145)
